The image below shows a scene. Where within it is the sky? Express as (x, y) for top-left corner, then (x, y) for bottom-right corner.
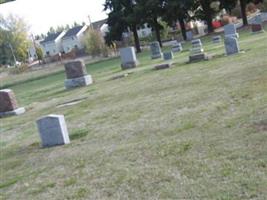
(0, 0), (107, 35)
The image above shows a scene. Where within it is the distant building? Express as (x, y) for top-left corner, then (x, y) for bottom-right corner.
(40, 31), (65, 56)
(61, 25), (88, 53)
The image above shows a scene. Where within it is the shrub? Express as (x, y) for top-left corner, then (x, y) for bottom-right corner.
(83, 30), (110, 57)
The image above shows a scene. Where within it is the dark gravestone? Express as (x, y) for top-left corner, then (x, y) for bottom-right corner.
(154, 63), (172, 70)
(0, 89), (25, 117)
(64, 60), (87, 79)
(64, 60), (93, 89)
(0, 89), (18, 112)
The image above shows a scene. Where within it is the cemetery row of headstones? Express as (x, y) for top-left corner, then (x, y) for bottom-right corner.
(0, 60), (93, 148)
(1, 14), (265, 148)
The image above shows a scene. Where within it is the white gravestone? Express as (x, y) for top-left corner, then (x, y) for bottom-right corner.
(224, 37), (240, 56)
(119, 47), (139, 70)
(37, 115), (70, 147)
(224, 24), (239, 38)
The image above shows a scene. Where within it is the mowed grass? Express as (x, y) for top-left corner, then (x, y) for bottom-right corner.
(0, 28), (267, 199)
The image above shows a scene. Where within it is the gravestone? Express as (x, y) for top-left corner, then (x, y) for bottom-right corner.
(0, 89), (25, 117)
(172, 41), (183, 53)
(163, 52), (173, 61)
(119, 47), (139, 70)
(224, 36), (240, 55)
(224, 24), (239, 38)
(251, 14), (265, 33)
(150, 41), (162, 59)
(186, 30), (193, 41)
(64, 60), (93, 89)
(189, 39), (209, 62)
(212, 35), (222, 44)
(37, 115), (70, 148)
(154, 63), (172, 70)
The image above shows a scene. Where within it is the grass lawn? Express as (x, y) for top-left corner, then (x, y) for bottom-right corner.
(0, 28), (267, 199)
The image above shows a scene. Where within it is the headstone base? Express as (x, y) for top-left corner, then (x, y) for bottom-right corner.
(121, 62), (138, 70)
(65, 75), (93, 89)
(0, 107), (25, 118)
(151, 53), (163, 59)
(189, 53), (211, 63)
(154, 63), (172, 70)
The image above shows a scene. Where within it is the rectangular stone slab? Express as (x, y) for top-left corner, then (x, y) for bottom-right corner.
(64, 60), (88, 79)
(37, 115), (70, 147)
(119, 47), (138, 70)
(0, 89), (18, 112)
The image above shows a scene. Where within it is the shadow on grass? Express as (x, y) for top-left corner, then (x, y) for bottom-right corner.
(70, 129), (89, 141)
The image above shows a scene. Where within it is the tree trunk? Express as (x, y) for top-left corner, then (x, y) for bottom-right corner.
(153, 17), (162, 47)
(240, 0), (248, 26)
(200, 0), (214, 33)
(131, 25), (142, 53)
(178, 17), (187, 41)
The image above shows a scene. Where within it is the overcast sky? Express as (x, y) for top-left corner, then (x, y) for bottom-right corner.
(0, 0), (107, 35)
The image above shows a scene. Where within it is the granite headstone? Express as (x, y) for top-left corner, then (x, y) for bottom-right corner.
(119, 47), (138, 70)
(0, 89), (25, 117)
(64, 60), (93, 89)
(37, 115), (70, 148)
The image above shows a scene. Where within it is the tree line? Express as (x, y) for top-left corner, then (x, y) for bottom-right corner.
(104, 0), (264, 52)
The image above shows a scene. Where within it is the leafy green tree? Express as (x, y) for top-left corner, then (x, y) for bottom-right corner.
(104, 0), (142, 53)
(84, 29), (108, 57)
(35, 46), (44, 63)
(0, 15), (29, 65)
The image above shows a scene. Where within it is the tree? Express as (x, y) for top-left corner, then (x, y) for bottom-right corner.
(136, 0), (165, 47)
(104, 0), (142, 53)
(0, 15), (29, 65)
(83, 29), (108, 57)
(162, 0), (194, 40)
(35, 46), (44, 63)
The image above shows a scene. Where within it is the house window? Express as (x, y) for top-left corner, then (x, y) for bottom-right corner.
(46, 51), (50, 56)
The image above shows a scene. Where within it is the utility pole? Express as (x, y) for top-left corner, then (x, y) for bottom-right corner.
(88, 15), (93, 30)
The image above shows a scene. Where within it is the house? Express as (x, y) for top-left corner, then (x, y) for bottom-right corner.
(61, 25), (88, 53)
(40, 31), (65, 56)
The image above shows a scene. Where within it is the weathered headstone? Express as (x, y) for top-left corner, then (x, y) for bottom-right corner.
(224, 24), (239, 38)
(251, 14), (265, 33)
(119, 47), (139, 70)
(189, 39), (210, 62)
(212, 35), (222, 44)
(0, 89), (25, 117)
(186, 30), (193, 41)
(37, 115), (70, 148)
(171, 41), (183, 53)
(64, 60), (93, 89)
(150, 41), (162, 59)
(163, 52), (173, 61)
(224, 36), (240, 55)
